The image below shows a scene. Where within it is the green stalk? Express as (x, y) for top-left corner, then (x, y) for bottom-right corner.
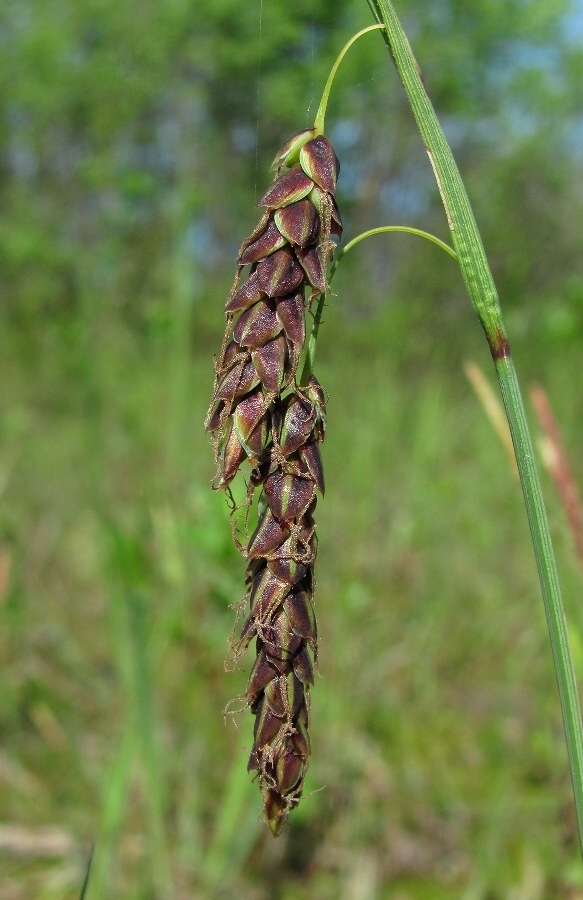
(368, 0), (583, 851)
(302, 226), (455, 384)
(314, 24), (385, 134)
(330, 225), (458, 278)
(299, 23), (385, 387)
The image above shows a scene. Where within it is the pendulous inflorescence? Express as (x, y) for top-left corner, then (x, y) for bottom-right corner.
(205, 126), (341, 834)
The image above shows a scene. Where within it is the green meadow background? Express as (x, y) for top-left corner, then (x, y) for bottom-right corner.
(1, 0), (583, 896)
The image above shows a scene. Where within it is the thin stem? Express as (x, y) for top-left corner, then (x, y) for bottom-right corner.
(78, 846), (94, 900)
(314, 24), (385, 134)
(330, 225), (457, 279)
(368, 0), (583, 852)
(301, 225), (455, 385)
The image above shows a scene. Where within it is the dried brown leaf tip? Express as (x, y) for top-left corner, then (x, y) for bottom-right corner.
(205, 127), (341, 835)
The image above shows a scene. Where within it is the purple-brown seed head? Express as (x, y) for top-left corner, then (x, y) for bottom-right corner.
(205, 125), (340, 834)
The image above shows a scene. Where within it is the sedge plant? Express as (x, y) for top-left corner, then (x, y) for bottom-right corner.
(206, 4), (583, 850)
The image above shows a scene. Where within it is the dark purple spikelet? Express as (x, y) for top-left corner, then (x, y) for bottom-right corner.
(205, 128), (341, 835)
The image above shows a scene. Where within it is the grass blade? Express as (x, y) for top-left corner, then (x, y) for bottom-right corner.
(78, 845), (94, 900)
(368, 0), (583, 852)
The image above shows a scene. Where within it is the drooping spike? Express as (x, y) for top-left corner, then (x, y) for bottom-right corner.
(206, 119), (342, 836)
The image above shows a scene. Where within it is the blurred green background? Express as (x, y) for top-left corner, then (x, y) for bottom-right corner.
(1, 0), (583, 896)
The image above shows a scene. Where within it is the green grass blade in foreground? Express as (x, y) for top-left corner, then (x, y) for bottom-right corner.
(89, 727), (133, 897)
(125, 590), (174, 897)
(78, 845), (94, 900)
(368, 0), (583, 852)
(90, 582), (174, 897)
(202, 750), (262, 890)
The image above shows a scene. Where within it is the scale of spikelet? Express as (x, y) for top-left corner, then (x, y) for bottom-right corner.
(206, 127), (342, 834)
